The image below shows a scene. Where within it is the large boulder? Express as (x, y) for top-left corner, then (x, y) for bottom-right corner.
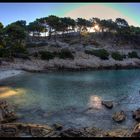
(112, 111), (126, 123)
(0, 100), (17, 123)
(101, 101), (113, 109)
(132, 108), (140, 121)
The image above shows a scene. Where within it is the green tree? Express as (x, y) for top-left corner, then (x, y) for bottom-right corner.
(46, 15), (60, 40)
(28, 21), (44, 37)
(4, 23), (27, 57)
(76, 18), (89, 41)
(0, 22), (4, 46)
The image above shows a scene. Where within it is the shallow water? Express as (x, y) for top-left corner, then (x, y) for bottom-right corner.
(0, 69), (140, 130)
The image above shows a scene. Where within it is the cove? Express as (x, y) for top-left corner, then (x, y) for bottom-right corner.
(0, 69), (140, 130)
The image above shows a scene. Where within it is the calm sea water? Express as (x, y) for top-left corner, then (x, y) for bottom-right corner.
(0, 69), (140, 130)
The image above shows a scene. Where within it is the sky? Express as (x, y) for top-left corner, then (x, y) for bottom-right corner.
(0, 3), (140, 27)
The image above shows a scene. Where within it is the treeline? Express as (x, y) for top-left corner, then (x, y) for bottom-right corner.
(0, 15), (140, 58)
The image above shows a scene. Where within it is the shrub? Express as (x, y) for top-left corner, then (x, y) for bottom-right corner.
(58, 49), (74, 59)
(26, 43), (37, 48)
(111, 52), (124, 61)
(85, 49), (109, 60)
(12, 46), (28, 54)
(85, 50), (94, 55)
(89, 40), (100, 46)
(69, 40), (79, 45)
(39, 51), (55, 60)
(0, 48), (10, 57)
(128, 51), (139, 58)
(49, 44), (61, 48)
(26, 42), (48, 48)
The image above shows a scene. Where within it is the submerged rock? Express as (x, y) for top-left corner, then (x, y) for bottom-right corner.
(112, 111), (126, 123)
(101, 101), (113, 109)
(0, 100), (17, 123)
(132, 108), (140, 121)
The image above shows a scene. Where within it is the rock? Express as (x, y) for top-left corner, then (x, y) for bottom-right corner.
(52, 123), (63, 131)
(0, 124), (19, 137)
(131, 123), (140, 137)
(82, 127), (103, 137)
(59, 127), (104, 137)
(101, 101), (113, 109)
(0, 123), (54, 137)
(60, 128), (85, 137)
(104, 129), (129, 137)
(30, 124), (53, 137)
(112, 111), (126, 123)
(132, 108), (140, 121)
(0, 100), (17, 123)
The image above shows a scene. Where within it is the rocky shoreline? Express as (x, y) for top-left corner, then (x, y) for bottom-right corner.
(0, 100), (140, 137)
(1, 54), (140, 73)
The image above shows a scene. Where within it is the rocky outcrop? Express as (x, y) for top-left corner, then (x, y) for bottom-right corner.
(0, 100), (17, 123)
(112, 111), (126, 123)
(59, 127), (103, 137)
(0, 123), (54, 137)
(101, 101), (113, 109)
(132, 108), (140, 121)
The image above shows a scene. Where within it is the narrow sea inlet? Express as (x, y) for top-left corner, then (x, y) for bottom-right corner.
(0, 69), (140, 130)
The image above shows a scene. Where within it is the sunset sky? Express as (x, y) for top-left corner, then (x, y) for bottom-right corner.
(0, 3), (139, 27)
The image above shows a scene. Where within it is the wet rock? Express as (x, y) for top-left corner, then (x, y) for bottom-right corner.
(0, 124), (19, 137)
(82, 127), (104, 137)
(101, 101), (113, 109)
(131, 123), (140, 137)
(59, 127), (104, 137)
(52, 123), (63, 131)
(104, 129), (129, 137)
(60, 128), (85, 137)
(0, 100), (17, 123)
(112, 111), (126, 123)
(0, 123), (54, 137)
(132, 108), (140, 121)
(30, 125), (53, 137)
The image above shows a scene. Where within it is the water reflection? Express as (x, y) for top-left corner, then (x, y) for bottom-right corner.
(0, 86), (25, 98)
(88, 95), (102, 109)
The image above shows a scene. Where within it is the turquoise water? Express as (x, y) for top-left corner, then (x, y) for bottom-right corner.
(0, 69), (140, 130)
